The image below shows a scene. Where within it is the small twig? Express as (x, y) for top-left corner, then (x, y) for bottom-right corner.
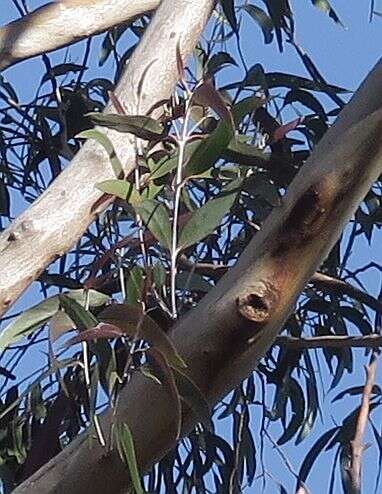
(275, 334), (382, 350)
(177, 257), (382, 314)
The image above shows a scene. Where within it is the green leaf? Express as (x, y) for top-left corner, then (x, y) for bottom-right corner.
(150, 141), (200, 180)
(185, 121), (234, 177)
(115, 423), (144, 494)
(223, 138), (269, 167)
(87, 113), (166, 141)
(206, 51), (237, 76)
(99, 304), (186, 370)
(133, 199), (171, 249)
(77, 129), (123, 177)
(95, 179), (140, 204)
(231, 95), (265, 126)
(311, 0), (343, 25)
(173, 368), (211, 430)
(243, 4), (274, 44)
(126, 266), (144, 305)
(41, 63), (84, 84)
(59, 295), (98, 331)
(220, 0), (238, 32)
(178, 178), (242, 250)
(0, 290), (108, 350)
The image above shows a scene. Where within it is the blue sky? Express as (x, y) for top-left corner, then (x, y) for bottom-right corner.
(0, 1), (382, 493)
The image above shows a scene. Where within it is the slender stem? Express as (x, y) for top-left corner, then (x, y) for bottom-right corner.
(170, 94), (193, 319)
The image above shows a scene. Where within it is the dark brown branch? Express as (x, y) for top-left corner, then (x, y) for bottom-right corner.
(178, 256), (382, 314)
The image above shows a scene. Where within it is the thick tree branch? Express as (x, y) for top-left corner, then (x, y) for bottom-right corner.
(0, 0), (215, 317)
(0, 0), (160, 71)
(12, 59), (382, 494)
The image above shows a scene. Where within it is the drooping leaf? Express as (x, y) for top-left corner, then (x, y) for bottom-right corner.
(173, 368), (211, 430)
(87, 113), (166, 141)
(311, 0), (343, 25)
(146, 348), (182, 440)
(243, 4), (274, 44)
(59, 294), (98, 331)
(99, 304), (186, 369)
(0, 290), (108, 350)
(133, 199), (172, 249)
(206, 51), (237, 76)
(185, 121), (234, 177)
(115, 423), (144, 494)
(77, 129), (123, 177)
(277, 378), (305, 445)
(64, 323), (124, 347)
(297, 426), (339, 486)
(178, 178), (243, 250)
(125, 266), (144, 306)
(41, 63), (84, 84)
(220, 0), (238, 32)
(95, 179), (140, 204)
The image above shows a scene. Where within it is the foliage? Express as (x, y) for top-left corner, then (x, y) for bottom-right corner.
(0, 1), (381, 493)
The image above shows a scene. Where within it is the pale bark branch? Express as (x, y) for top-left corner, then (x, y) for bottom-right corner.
(348, 351), (379, 493)
(12, 59), (382, 494)
(0, 0), (215, 317)
(0, 0), (161, 71)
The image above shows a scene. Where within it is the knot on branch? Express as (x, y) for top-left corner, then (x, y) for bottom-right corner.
(236, 281), (278, 324)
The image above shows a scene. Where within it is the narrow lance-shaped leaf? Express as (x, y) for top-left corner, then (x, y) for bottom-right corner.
(146, 348), (182, 440)
(115, 423), (144, 494)
(185, 120), (234, 177)
(178, 178), (243, 250)
(0, 290), (109, 350)
(95, 179), (140, 204)
(243, 4), (274, 44)
(99, 304), (187, 370)
(87, 113), (166, 141)
(173, 367), (212, 431)
(133, 199), (172, 249)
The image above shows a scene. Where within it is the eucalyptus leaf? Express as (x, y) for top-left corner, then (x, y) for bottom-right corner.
(87, 113), (166, 141)
(133, 199), (172, 249)
(115, 423), (144, 494)
(0, 290), (108, 350)
(178, 178), (242, 250)
(185, 121), (234, 177)
(95, 179), (140, 204)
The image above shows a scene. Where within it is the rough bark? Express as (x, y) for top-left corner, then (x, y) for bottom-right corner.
(0, 0), (215, 317)
(12, 59), (382, 494)
(0, 0), (160, 71)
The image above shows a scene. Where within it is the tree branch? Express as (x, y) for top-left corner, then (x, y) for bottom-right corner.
(12, 59), (382, 494)
(0, 0), (161, 71)
(275, 334), (382, 349)
(348, 351), (379, 493)
(0, 0), (215, 317)
(178, 256), (382, 314)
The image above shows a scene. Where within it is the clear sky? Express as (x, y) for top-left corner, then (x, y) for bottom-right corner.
(0, 1), (381, 493)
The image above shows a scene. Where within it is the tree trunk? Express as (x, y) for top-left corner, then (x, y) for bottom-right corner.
(12, 59), (382, 494)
